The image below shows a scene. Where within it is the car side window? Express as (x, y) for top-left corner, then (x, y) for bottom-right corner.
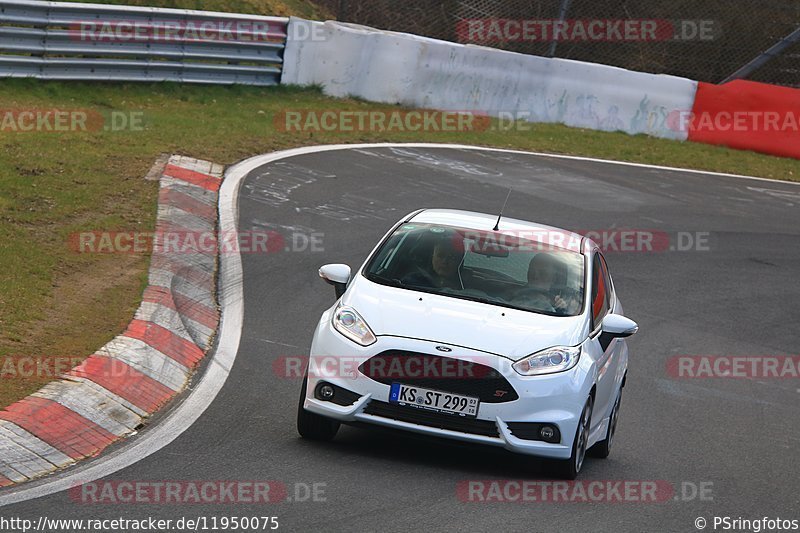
(591, 253), (610, 332)
(599, 253), (614, 312)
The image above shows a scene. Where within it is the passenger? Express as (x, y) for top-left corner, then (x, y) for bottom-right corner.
(527, 253), (579, 314)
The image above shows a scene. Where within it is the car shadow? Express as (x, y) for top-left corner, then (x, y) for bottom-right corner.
(294, 422), (589, 480)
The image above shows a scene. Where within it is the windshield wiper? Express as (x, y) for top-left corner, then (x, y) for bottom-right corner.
(366, 275), (563, 316)
(445, 292), (563, 316)
(365, 273), (405, 288)
(449, 293), (510, 308)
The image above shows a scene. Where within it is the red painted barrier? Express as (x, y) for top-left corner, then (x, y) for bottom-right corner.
(687, 80), (800, 160)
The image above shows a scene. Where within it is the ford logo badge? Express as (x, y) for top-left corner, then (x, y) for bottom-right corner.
(435, 346), (452, 352)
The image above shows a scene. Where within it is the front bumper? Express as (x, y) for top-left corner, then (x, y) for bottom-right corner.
(304, 318), (595, 460)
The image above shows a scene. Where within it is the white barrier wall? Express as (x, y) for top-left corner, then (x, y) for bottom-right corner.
(282, 18), (697, 141)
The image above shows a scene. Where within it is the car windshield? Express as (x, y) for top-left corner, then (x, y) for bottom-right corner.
(364, 223), (586, 317)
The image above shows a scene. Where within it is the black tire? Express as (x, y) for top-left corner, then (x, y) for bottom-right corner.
(297, 375), (340, 441)
(589, 389), (622, 459)
(550, 396), (593, 480)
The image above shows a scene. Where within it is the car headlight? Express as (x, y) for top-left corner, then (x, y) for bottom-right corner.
(332, 305), (376, 346)
(512, 345), (581, 376)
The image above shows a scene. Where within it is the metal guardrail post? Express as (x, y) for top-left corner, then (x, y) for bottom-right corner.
(338, 0), (349, 22)
(546, 0), (573, 58)
(722, 26), (800, 84)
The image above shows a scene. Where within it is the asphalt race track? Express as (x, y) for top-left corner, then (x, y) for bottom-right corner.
(3, 146), (799, 532)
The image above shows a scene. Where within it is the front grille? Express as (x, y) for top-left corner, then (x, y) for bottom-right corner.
(363, 400), (500, 438)
(358, 350), (518, 403)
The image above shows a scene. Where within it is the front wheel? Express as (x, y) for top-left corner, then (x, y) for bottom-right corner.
(297, 375), (340, 441)
(550, 396), (593, 480)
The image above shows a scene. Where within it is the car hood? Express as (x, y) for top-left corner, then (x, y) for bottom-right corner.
(342, 276), (588, 361)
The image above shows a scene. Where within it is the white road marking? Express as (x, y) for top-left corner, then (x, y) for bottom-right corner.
(2, 142), (793, 506)
(0, 159), (244, 506)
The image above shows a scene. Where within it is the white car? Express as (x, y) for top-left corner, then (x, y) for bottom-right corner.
(297, 209), (638, 478)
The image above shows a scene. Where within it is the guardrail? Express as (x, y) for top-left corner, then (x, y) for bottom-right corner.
(0, 0), (288, 85)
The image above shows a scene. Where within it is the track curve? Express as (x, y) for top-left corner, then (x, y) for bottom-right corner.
(3, 145), (799, 532)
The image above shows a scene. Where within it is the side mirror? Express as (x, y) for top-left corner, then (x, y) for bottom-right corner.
(319, 264), (351, 299)
(601, 314), (639, 339)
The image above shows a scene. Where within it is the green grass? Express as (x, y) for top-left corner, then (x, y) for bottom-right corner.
(0, 79), (798, 408)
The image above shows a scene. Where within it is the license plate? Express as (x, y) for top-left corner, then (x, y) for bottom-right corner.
(389, 383), (479, 417)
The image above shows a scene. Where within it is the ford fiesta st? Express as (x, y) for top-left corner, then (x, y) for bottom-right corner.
(297, 209), (638, 479)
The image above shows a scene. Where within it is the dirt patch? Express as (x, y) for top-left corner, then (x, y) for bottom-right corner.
(0, 235), (151, 408)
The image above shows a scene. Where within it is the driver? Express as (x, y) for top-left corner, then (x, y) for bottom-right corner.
(526, 253), (579, 314)
(403, 237), (465, 290)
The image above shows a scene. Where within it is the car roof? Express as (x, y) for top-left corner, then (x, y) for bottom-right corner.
(407, 209), (587, 254)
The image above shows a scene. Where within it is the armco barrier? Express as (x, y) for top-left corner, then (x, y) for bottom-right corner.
(0, 156), (221, 486)
(281, 18), (698, 141)
(687, 80), (800, 160)
(0, 0), (287, 85)
(1, 4), (797, 159)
